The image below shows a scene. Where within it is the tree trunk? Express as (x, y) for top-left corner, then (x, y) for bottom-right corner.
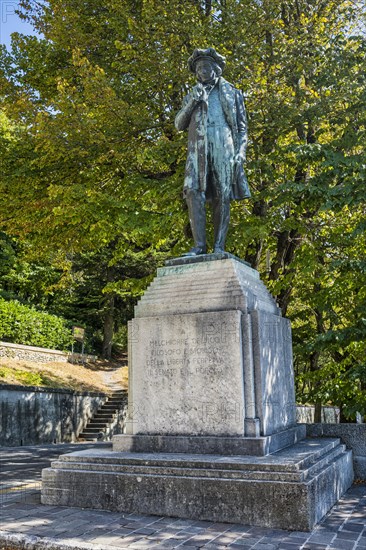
(102, 294), (115, 360)
(314, 400), (322, 423)
(244, 199), (267, 268)
(310, 350), (322, 422)
(339, 406), (352, 424)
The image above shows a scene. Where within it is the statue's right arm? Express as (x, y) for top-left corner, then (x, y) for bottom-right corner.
(175, 94), (197, 131)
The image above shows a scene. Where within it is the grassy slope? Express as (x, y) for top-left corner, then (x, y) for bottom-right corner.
(0, 357), (128, 394)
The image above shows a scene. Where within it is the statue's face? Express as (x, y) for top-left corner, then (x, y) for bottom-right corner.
(195, 59), (216, 83)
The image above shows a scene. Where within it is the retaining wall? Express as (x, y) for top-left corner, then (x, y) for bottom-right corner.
(0, 341), (97, 363)
(0, 384), (106, 446)
(306, 423), (366, 481)
(296, 405), (340, 424)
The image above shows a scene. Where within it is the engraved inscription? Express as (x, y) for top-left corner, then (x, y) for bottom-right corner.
(145, 320), (240, 380)
(130, 311), (246, 435)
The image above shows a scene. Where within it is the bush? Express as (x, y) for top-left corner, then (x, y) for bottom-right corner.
(113, 325), (128, 353)
(0, 298), (73, 351)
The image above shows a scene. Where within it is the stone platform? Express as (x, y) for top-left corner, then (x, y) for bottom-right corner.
(42, 437), (353, 531)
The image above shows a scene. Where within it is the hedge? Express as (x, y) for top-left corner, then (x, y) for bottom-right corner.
(0, 298), (73, 351)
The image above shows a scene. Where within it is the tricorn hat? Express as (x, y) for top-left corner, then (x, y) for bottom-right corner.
(188, 48), (226, 73)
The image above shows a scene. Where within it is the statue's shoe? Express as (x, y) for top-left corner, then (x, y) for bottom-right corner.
(182, 246), (207, 257)
(213, 246), (225, 254)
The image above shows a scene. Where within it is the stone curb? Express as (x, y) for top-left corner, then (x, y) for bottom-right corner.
(0, 384), (106, 397)
(0, 531), (128, 550)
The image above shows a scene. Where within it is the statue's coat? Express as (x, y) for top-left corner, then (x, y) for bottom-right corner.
(175, 77), (250, 201)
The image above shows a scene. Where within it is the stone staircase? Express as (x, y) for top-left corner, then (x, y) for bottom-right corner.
(78, 390), (127, 441)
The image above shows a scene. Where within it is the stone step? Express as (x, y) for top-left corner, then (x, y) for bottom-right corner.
(147, 276), (269, 292)
(147, 276), (273, 299)
(88, 416), (112, 421)
(147, 279), (240, 292)
(136, 286), (272, 301)
(108, 392), (127, 401)
(79, 440), (105, 441)
(303, 444), (346, 480)
(139, 289), (245, 302)
(142, 280), (273, 298)
(108, 396), (126, 401)
(158, 264), (237, 275)
(82, 430), (108, 436)
(80, 427), (107, 433)
(157, 266), (253, 279)
(140, 291), (245, 303)
(281, 438), (341, 471)
(152, 271), (267, 290)
(135, 300), (279, 316)
(137, 296), (277, 315)
(108, 395), (126, 400)
(50, 444), (346, 483)
(149, 276), (270, 295)
(85, 420), (109, 431)
(164, 254), (253, 270)
(55, 438), (341, 474)
(50, 459), (301, 482)
(113, 428), (306, 456)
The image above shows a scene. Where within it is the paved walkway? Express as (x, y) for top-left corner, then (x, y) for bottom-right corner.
(0, 445), (365, 549)
(0, 443), (111, 492)
(0, 443), (366, 550)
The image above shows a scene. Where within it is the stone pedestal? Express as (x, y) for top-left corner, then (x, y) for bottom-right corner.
(127, 254), (296, 441)
(42, 254), (353, 530)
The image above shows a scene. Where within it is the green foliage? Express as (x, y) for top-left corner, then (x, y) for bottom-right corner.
(0, 233), (65, 307)
(0, 0), (365, 412)
(0, 298), (73, 350)
(0, 366), (49, 386)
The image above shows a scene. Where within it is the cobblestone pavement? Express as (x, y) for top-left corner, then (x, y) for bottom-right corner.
(0, 443), (111, 489)
(0, 483), (365, 549)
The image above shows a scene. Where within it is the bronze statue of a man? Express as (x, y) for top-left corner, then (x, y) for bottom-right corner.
(175, 48), (250, 256)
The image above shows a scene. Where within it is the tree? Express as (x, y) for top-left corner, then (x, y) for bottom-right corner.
(49, 245), (167, 358)
(0, 0), (365, 411)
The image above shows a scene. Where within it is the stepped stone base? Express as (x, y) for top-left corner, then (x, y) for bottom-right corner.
(113, 425), (306, 456)
(41, 256), (354, 529)
(42, 437), (353, 531)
